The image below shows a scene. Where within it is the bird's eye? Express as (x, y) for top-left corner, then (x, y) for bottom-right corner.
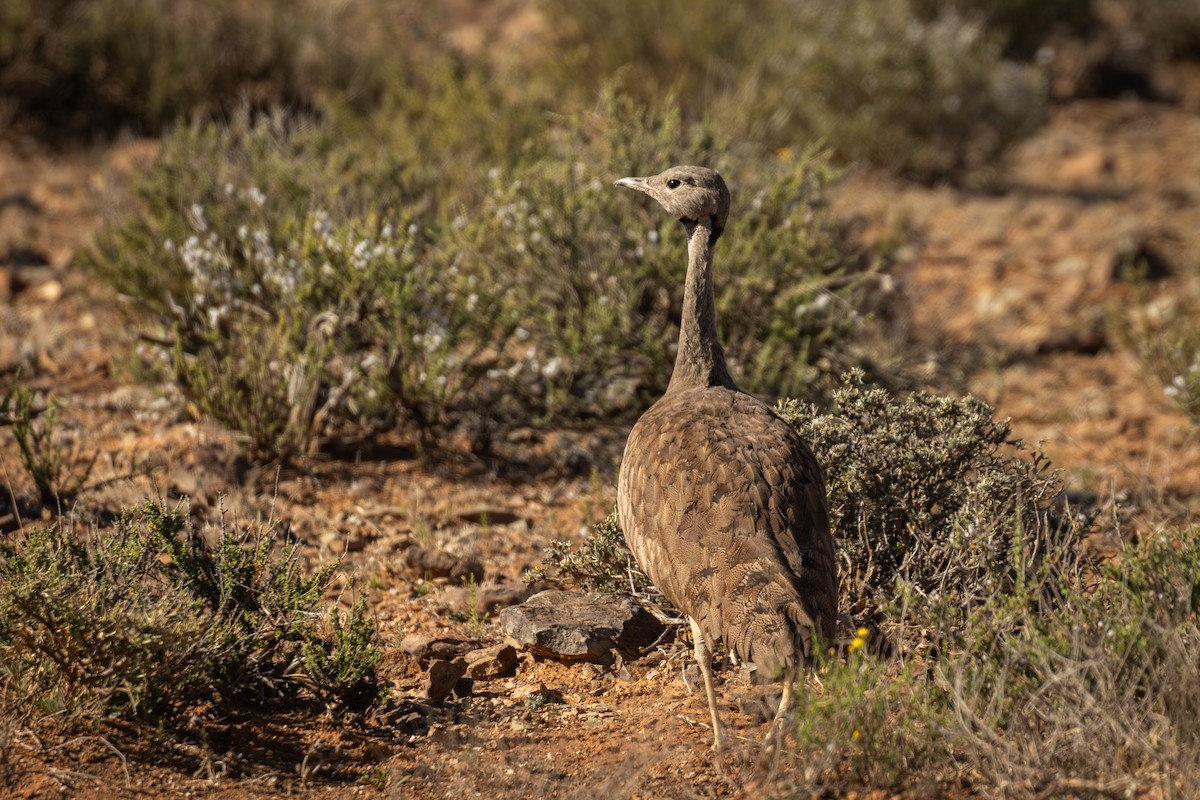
(666, 179), (681, 189)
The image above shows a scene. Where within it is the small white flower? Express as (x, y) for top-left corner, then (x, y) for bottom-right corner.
(189, 203), (208, 233)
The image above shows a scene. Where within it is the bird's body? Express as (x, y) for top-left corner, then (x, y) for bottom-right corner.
(614, 166), (837, 751)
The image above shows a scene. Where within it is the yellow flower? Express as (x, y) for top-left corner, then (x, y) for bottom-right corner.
(848, 636), (865, 652)
(851, 729), (860, 741)
(856, 627), (869, 638)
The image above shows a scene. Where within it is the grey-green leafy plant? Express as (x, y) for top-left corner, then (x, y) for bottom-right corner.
(543, 0), (1048, 181)
(744, 0), (1043, 182)
(527, 511), (661, 602)
(461, 91), (885, 417)
(89, 113), (514, 458)
(0, 501), (381, 725)
(90, 90), (888, 459)
(0, 0), (396, 134)
(776, 370), (1065, 627)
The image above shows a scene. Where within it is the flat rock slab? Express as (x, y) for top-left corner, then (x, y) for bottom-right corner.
(498, 590), (666, 665)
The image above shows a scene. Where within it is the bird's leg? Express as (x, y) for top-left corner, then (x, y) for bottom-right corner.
(688, 616), (726, 752)
(764, 663), (797, 759)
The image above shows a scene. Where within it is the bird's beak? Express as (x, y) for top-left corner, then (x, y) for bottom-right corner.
(614, 176), (652, 195)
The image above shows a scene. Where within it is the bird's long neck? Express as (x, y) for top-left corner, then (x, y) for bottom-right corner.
(668, 219), (736, 392)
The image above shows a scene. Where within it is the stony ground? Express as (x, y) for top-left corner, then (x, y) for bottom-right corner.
(3, 65), (1200, 800)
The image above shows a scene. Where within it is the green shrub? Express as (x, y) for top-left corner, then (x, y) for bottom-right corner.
(302, 597), (383, 711)
(462, 93), (883, 417)
(0, 0), (392, 134)
(1, 377), (94, 507)
(87, 111), (415, 313)
(544, 0), (1047, 181)
(777, 371), (1065, 628)
(88, 113), (514, 458)
(940, 527), (1200, 792)
(526, 511), (660, 602)
(789, 642), (951, 789)
(0, 501), (381, 724)
(91, 91), (886, 456)
(766, 0), (1047, 181)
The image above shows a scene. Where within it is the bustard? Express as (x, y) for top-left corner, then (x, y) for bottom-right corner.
(614, 166), (838, 752)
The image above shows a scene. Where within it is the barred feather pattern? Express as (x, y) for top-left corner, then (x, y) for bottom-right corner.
(618, 384), (837, 678)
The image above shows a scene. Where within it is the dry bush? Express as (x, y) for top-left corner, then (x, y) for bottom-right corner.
(0, 501), (381, 727)
(0, 0), (418, 134)
(545, 0), (1048, 181)
(460, 91), (888, 418)
(777, 371), (1066, 631)
(940, 527), (1200, 797)
(1119, 293), (1200, 428)
(1, 377), (95, 507)
(89, 88), (890, 456)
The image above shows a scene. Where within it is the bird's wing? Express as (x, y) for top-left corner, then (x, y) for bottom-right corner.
(618, 386), (838, 673)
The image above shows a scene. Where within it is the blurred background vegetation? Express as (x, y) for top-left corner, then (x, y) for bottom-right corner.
(11, 0), (1196, 459)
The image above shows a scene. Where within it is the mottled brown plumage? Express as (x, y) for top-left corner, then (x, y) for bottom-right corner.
(613, 166), (837, 751)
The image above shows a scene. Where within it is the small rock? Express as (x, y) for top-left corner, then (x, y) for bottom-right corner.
(453, 509), (526, 527)
(33, 278), (63, 303)
(405, 545), (484, 584)
(399, 633), (482, 663)
(499, 590), (667, 665)
(423, 658), (468, 704)
(465, 643), (519, 680)
(511, 681), (563, 706)
(442, 581), (544, 615)
(376, 648), (422, 684)
(1113, 237), (1172, 282)
(1033, 321), (1107, 357)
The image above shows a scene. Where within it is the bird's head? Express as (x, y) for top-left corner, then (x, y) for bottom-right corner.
(614, 165), (730, 241)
